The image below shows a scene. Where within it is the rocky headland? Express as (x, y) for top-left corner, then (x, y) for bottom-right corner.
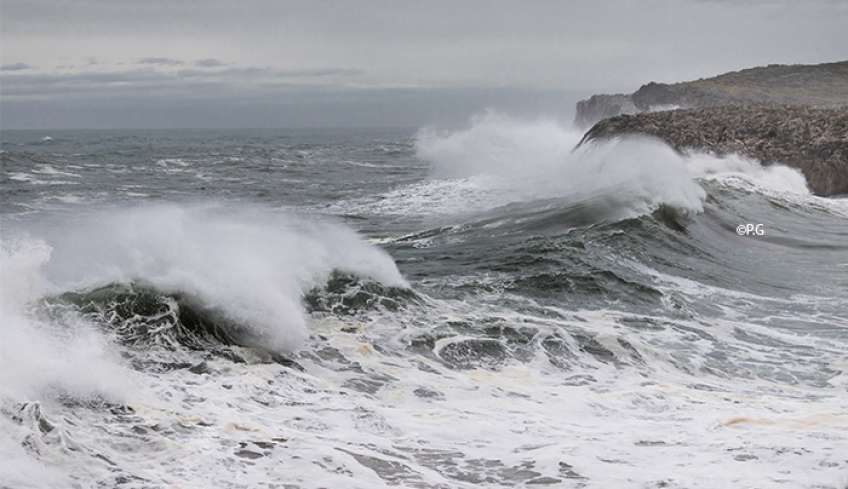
(575, 61), (848, 196)
(575, 61), (848, 128)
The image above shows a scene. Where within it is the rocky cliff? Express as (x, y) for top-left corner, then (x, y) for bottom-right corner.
(574, 61), (848, 128)
(578, 105), (848, 196)
(574, 94), (639, 129)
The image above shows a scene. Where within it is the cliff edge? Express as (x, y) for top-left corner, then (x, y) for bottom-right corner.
(575, 61), (848, 129)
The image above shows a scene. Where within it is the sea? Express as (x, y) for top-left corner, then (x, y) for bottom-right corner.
(1, 112), (847, 488)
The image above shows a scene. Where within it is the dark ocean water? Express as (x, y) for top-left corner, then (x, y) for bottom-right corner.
(1, 117), (847, 488)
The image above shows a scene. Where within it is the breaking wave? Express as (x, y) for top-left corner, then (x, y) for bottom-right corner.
(0, 203), (407, 397)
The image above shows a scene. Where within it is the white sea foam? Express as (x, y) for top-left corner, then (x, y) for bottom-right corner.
(32, 165), (81, 179)
(7, 172), (77, 186)
(0, 239), (134, 403)
(685, 149), (848, 218)
(18, 303), (839, 489)
(686, 152), (810, 195)
(155, 158), (191, 167)
(0, 413), (67, 489)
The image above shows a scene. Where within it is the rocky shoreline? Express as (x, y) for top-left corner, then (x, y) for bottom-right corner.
(578, 105), (848, 196)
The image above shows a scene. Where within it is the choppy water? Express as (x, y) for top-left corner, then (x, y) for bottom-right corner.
(2, 114), (847, 488)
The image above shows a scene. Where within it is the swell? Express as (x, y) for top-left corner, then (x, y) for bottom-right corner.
(386, 170), (847, 321)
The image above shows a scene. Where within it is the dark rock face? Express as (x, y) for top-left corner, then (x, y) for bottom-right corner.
(579, 105), (848, 196)
(631, 82), (686, 110)
(574, 94), (638, 129)
(574, 61), (848, 128)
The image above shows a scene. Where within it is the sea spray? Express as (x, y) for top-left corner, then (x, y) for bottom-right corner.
(0, 238), (132, 402)
(414, 112), (706, 218)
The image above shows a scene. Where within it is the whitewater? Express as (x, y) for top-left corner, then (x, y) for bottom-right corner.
(1, 115), (847, 488)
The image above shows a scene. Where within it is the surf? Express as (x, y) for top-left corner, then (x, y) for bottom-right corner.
(0, 202), (408, 395)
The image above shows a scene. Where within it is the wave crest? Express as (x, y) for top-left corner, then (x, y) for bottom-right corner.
(410, 112), (708, 219)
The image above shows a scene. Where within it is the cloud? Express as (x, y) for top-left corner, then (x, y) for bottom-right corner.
(195, 58), (227, 68)
(0, 84), (587, 129)
(0, 69), (176, 97)
(137, 57), (183, 66)
(0, 65), (367, 100)
(176, 66), (363, 78)
(1, 62), (32, 71)
(276, 67), (364, 77)
(2, 0), (845, 127)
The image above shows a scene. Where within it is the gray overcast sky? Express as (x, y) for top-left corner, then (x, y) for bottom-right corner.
(1, 0), (846, 129)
